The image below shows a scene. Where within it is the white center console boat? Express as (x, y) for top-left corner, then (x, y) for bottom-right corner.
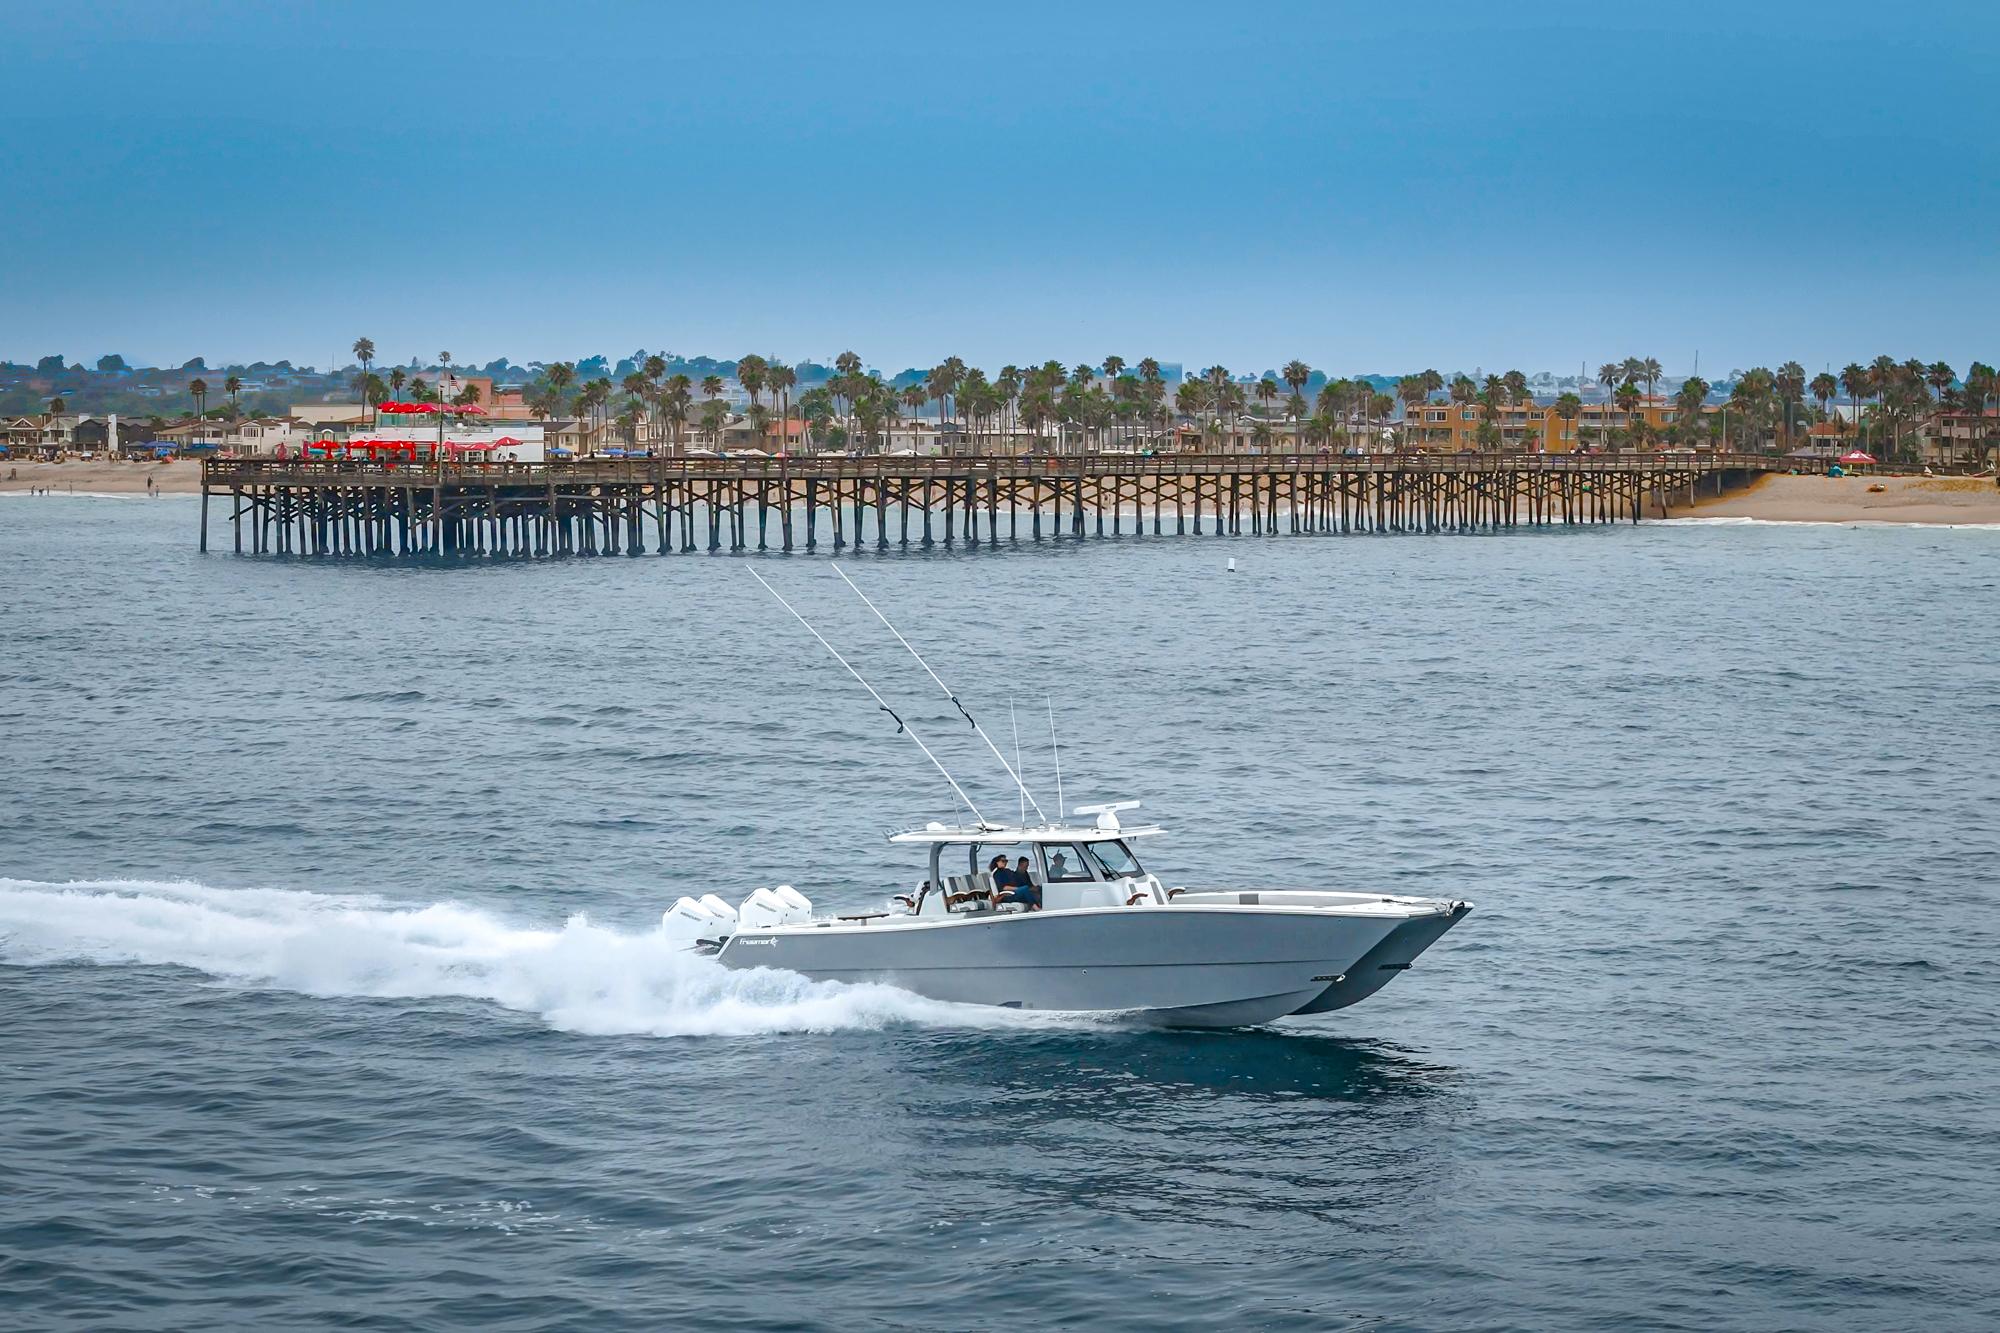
(675, 568), (1472, 1028)
(664, 802), (1469, 1028)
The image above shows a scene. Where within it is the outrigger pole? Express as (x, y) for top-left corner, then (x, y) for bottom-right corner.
(748, 567), (991, 827)
(831, 566), (1048, 824)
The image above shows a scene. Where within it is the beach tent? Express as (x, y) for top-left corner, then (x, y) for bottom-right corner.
(1838, 450), (1877, 464)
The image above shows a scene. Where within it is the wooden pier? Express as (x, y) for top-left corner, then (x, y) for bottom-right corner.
(197, 453), (1779, 557)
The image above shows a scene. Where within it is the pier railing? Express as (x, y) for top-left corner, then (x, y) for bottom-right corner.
(204, 450), (1784, 488)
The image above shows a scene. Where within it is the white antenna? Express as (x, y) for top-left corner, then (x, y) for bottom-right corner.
(832, 565), (1046, 822)
(1010, 699), (1027, 826)
(1046, 695), (1066, 820)
(748, 568), (988, 826)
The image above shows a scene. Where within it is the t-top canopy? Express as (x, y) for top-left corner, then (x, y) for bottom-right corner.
(888, 821), (1164, 846)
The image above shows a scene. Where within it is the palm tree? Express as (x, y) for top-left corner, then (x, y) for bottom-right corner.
(1102, 355), (1125, 382)
(1175, 382), (1206, 448)
(352, 336), (375, 402)
(899, 384), (927, 452)
(833, 351), (862, 443)
(736, 353), (768, 418)
(746, 403), (773, 452)
(1868, 354), (1898, 447)
(926, 358), (964, 454)
(1774, 361), (1806, 450)
(225, 374), (242, 414)
(1613, 382), (1642, 447)
(1553, 392), (1582, 452)
(1673, 377), (1711, 446)
(546, 361), (578, 417)
(388, 367), (407, 400)
(879, 389), (903, 456)
(1597, 362), (1626, 448)
(1255, 377), (1279, 421)
(1809, 372), (1838, 424)
(1730, 368), (1776, 451)
(767, 363), (797, 453)
(1925, 361), (1955, 404)
(663, 374), (692, 453)
(189, 378), (208, 415)
(1839, 363), (1869, 445)
(1640, 357), (1663, 399)
(699, 398), (728, 449)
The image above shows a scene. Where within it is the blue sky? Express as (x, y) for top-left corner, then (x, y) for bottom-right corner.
(2, 0), (1993, 378)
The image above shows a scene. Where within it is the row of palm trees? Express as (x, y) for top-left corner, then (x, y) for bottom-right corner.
(349, 335), (1996, 459)
(183, 375), (245, 417)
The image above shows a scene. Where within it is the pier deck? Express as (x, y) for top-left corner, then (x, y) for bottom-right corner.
(198, 452), (1780, 556)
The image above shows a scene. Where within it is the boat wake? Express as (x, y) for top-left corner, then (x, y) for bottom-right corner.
(0, 876), (1066, 1037)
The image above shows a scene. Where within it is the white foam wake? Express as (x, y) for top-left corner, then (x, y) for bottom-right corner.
(0, 876), (1054, 1037)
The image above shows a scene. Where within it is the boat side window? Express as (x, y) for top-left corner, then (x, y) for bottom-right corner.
(1086, 839), (1144, 879)
(1040, 843), (1096, 883)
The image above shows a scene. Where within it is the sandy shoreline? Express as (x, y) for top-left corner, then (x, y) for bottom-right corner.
(6, 460), (1999, 526)
(1662, 474), (2000, 525)
(1, 460), (204, 495)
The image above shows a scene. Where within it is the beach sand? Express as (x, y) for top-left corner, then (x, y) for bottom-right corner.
(1665, 473), (2000, 525)
(0, 460), (202, 495)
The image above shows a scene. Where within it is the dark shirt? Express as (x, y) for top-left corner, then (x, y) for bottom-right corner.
(991, 867), (1022, 890)
(997, 877), (1040, 909)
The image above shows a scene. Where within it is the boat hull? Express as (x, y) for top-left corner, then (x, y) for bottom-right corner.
(715, 906), (1408, 1028)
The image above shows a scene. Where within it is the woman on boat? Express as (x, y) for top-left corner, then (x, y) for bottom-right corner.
(993, 856), (1041, 911)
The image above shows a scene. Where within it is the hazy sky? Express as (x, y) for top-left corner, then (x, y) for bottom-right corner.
(3, 0), (1993, 378)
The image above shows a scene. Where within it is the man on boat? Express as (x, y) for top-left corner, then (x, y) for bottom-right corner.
(993, 855), (1040, 911)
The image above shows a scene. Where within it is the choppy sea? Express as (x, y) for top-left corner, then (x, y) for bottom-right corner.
(3, 494), (1997, 1330)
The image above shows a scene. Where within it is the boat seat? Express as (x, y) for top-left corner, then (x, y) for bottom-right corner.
(943, 873), (989, 913)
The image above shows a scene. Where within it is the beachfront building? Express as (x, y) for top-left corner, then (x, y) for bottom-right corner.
(1920, 407), (1999, 468)
(154, 416), (316, 457)
(1400, 397), (1687, 453)
(4, 413), (82, 457)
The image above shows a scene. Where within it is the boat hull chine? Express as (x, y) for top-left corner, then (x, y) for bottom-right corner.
(1289, 903), (1471, 1014)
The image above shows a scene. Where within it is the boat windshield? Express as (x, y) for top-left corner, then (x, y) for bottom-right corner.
(1039, 844), (1097, 883)
(1085, 839), (1145, 879)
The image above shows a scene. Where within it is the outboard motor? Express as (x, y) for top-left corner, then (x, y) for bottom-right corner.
(772, 884), (812, 922)
(661, 896), (734, 953)
(736, 887), (790, 930)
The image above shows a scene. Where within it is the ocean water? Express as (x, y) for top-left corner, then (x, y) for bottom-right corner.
(3, 495), (1998, 1331)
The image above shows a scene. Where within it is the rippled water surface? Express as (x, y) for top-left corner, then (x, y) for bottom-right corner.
(4, 496), (1998, 1330)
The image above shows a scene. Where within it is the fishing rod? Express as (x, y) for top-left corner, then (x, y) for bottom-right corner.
(747, 567), (990, 827)
(831, 565), (1048, 824)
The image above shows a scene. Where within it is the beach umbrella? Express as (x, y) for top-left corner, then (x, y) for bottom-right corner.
(1838, 450), (1876, 464)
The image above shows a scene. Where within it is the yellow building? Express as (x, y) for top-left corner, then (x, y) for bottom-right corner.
(1401, 395), (1689, 453)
